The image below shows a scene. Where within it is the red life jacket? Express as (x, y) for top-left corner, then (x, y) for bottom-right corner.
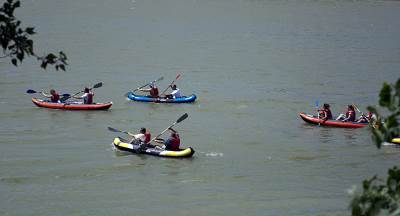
(51, 93), (60, 103)
(318, 108), (332, 120)
(346, 110), (356, 122)
(86, 92), (94, 104)
(166, 135), (180, 151)
(144, 132), (151, 143)
(150, 87), (159, 98)
(325, 108), (333, 120)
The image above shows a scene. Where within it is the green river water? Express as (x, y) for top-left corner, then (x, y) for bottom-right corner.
(1, 0), (400, 215)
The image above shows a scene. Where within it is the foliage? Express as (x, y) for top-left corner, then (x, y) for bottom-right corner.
(0, 0), (67, 70)
(350, 78), (400, 216)
(350, 167), (400, 216)
(367, 78), (400, 149)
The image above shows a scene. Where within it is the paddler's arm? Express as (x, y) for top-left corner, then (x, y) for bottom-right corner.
(72, 93), (84, 99)
(41, 92), (51, 98)
(138, 87), (151, 92)
(126, 132), (135, 137)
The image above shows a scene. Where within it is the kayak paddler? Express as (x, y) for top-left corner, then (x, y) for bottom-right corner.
(318, 103), (333, 121)
(138, 82), (159, 98)
(73, 87), (94, 104)
(41, 89), (60, 103)
(165, 84), (182, 99)
(336, 105), (356, 122)
(155, 128), (181, 151)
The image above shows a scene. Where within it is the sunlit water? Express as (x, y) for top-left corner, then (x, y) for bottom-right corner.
(1, 0), (400, 215)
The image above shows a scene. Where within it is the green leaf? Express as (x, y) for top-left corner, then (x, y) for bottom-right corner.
(16, 51), (23, 61)
(25, 27), (34, 34)
(379, 83), (392, 108)
(14, 1), (20, 8)
(11, 58), (17, 66)
(1, 39), (9, 50)
(395, 78), (400, 97)
(40, 61), (47, 69)
(367, 106), (378, 115)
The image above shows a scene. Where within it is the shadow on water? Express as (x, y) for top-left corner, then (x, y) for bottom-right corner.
(319, 127), (333, 144)
(310, 125), (359, 145)
(343, 128), (358, 144)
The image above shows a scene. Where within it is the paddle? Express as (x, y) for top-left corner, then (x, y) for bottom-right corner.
(61, 82), (103, 102)
(26, 89), (70, 98)
(352, 103), (369, 123)
(124, 77), (164, 97)
(315, 100), (320, 126)
(159, 73), (181, 97)
(107, 127), (133, 136)
(108, 126), (164, 149)
(147, 113), (188, 144)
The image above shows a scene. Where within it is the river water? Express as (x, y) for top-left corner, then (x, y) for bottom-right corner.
(1, 0), (400, 215)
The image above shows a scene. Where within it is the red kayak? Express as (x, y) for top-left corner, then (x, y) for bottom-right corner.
(299, 112), (368, 128)
(32, 98), (112, 110)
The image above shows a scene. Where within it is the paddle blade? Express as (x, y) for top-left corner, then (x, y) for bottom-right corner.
(176, 113), (188, 123)
(59, 95), (70, 102)
(175, 73), (181, 80)
(107, 127), (121, 133)
(156, 76), (164, 82)
(93, 82), (103, 89)
(26, 89), (37, 94)
(315, 100), (319, 108)
(62, 94), (70, 97)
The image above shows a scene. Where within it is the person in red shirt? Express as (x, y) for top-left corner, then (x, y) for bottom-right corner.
(155, 128), (180, 151)
(139, 83), (159, 98)
(41, 89), (60, 103)
(336, 105), (356, 122)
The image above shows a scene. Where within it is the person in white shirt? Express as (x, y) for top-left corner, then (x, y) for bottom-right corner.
(166, 84), (181, 99)
(127, 128), (147, 144)
(73, 87), (94, 104)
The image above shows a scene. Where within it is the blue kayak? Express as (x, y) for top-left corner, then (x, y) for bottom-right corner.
(126, 92), (197, 103)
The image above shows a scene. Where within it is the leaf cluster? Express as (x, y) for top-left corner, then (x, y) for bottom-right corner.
(350, 166), (400, 216)
(367, 79), (400, 148)
(0, 0), (67, 70)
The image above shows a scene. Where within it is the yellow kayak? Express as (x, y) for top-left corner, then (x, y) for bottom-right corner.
(112, 137), (195, 158)
(392, 138), (400, 144)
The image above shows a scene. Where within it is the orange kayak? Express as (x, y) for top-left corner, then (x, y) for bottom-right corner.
(32, 98), (112, 110)
(299, 112), (368, 128)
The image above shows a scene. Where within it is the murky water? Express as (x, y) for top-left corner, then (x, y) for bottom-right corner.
(1, 0), (400, 215)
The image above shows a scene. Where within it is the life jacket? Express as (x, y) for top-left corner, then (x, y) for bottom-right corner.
(318, 109), (332, 120)
(144, 132), (151, 143)
(51, 93), (60, 103)
(84, 92), (94, 104)
(346, 110), (356, 122)
(318, 110), (325, 118)
(167, 135), (180, 151)
(150, 87), (159, 98)
(325, 108), (333, 120)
